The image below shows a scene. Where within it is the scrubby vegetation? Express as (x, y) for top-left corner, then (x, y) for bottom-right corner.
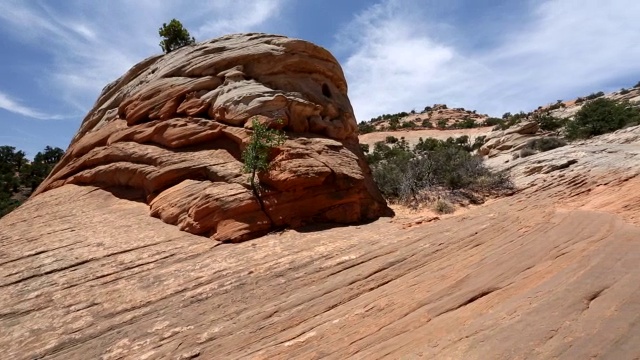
(547, 100), (566, 111)
(369, 111), (410, 124)
(481, 111), (535, 131)
(365, 137), (512, 211)
(358, 121), (376, 134)
(515, 137), (567, 159)
(359, 89), (639, 214)
(532, 113), (566, 132)
(525, 137), (567, 152)
(565, 98), (640, 139)
(357, 104), (490, 134)
(0, 145), (63, 218)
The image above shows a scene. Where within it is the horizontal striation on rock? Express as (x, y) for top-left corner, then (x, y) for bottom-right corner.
(34, 33), (390, 242)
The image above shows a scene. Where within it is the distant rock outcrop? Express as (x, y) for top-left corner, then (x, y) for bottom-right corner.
(478, 120), (540, 156)
(34, 33), (390, 242)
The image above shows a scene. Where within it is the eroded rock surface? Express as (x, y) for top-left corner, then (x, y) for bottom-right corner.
(34, 33), (390, 241)
(1, 126), (639, 358)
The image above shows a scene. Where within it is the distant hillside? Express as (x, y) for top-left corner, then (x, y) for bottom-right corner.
(359, 81), (640, 136)
(358, 104), (493, 134)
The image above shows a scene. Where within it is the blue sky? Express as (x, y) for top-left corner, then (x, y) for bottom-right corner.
(1, 0), (639, 157)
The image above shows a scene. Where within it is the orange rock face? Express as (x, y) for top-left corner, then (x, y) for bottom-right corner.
(35, 33), (391, 242)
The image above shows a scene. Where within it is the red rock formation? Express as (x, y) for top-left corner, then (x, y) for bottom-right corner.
(35, 33), (391, 242)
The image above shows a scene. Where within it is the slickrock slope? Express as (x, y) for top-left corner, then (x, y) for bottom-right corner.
(479, 87), (640, 160)
(1, 132), (639, 357)
(32, 33), (389, 242)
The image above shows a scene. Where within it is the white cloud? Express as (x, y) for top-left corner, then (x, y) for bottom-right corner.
(0, 0), (287, 114)
(193, 0), (286, 37)
(0, 91), (62, 120)
(340, 0), (640, 120)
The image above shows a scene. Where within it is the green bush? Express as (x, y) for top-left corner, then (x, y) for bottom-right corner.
(585, 91), (605, 101)
(565, 98), (640, 139)
(242, 118), (286, 218)
(422, 119), (433, 128)
(620, 88), (631, 95)
(401, 121), (416, 129)
(483, 117), (503, 127)
(547, 100), (566, 111)
(0, 195), (21, 218)
(358, 122), (376, 134)
(452, 117), (477, 129)
(533, 113), (566, 131)
(472, 136), (487, 151)
(436, 119), (448, 129)
(434, 198), (455, 214)
(493, 112), (528, 130)
(0, 145), (63, 218)
(368, 138), (512, 209)
(389, 118), (399, 130)
(385, 135), (399, 144)
(158, 19), (195, 53)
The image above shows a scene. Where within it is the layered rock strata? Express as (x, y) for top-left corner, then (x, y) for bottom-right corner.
(35, 33), (390, 241)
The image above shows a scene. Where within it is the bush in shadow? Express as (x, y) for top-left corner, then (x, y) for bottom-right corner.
(367, 138), (513, 210)
(526, 137), (567, 152)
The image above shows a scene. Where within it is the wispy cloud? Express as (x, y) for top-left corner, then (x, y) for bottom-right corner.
(0, 0), (287, 114)
(339, 0), (640, 120)
(0, 91), (62, 120)
(192, 0), (287, 37)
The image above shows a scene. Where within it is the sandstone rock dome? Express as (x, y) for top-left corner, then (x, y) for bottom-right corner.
(34, 33), (390, 242)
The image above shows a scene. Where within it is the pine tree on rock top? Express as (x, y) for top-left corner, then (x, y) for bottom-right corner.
(158, 19), (195, 54)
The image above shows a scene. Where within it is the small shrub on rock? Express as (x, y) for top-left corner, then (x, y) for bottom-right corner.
(385, 135), (399, 144)
(585, 91), (605, 101)
(533, 113), (566, 131)
(453, 117), (477, 129)
(434, 198), (455, 214)
(472, 135), (487, 151)
(401, 121), (416, 129)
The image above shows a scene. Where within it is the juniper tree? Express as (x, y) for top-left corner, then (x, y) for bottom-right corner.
(242, 118), (286, 218)
(158, 19), (195, 53)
